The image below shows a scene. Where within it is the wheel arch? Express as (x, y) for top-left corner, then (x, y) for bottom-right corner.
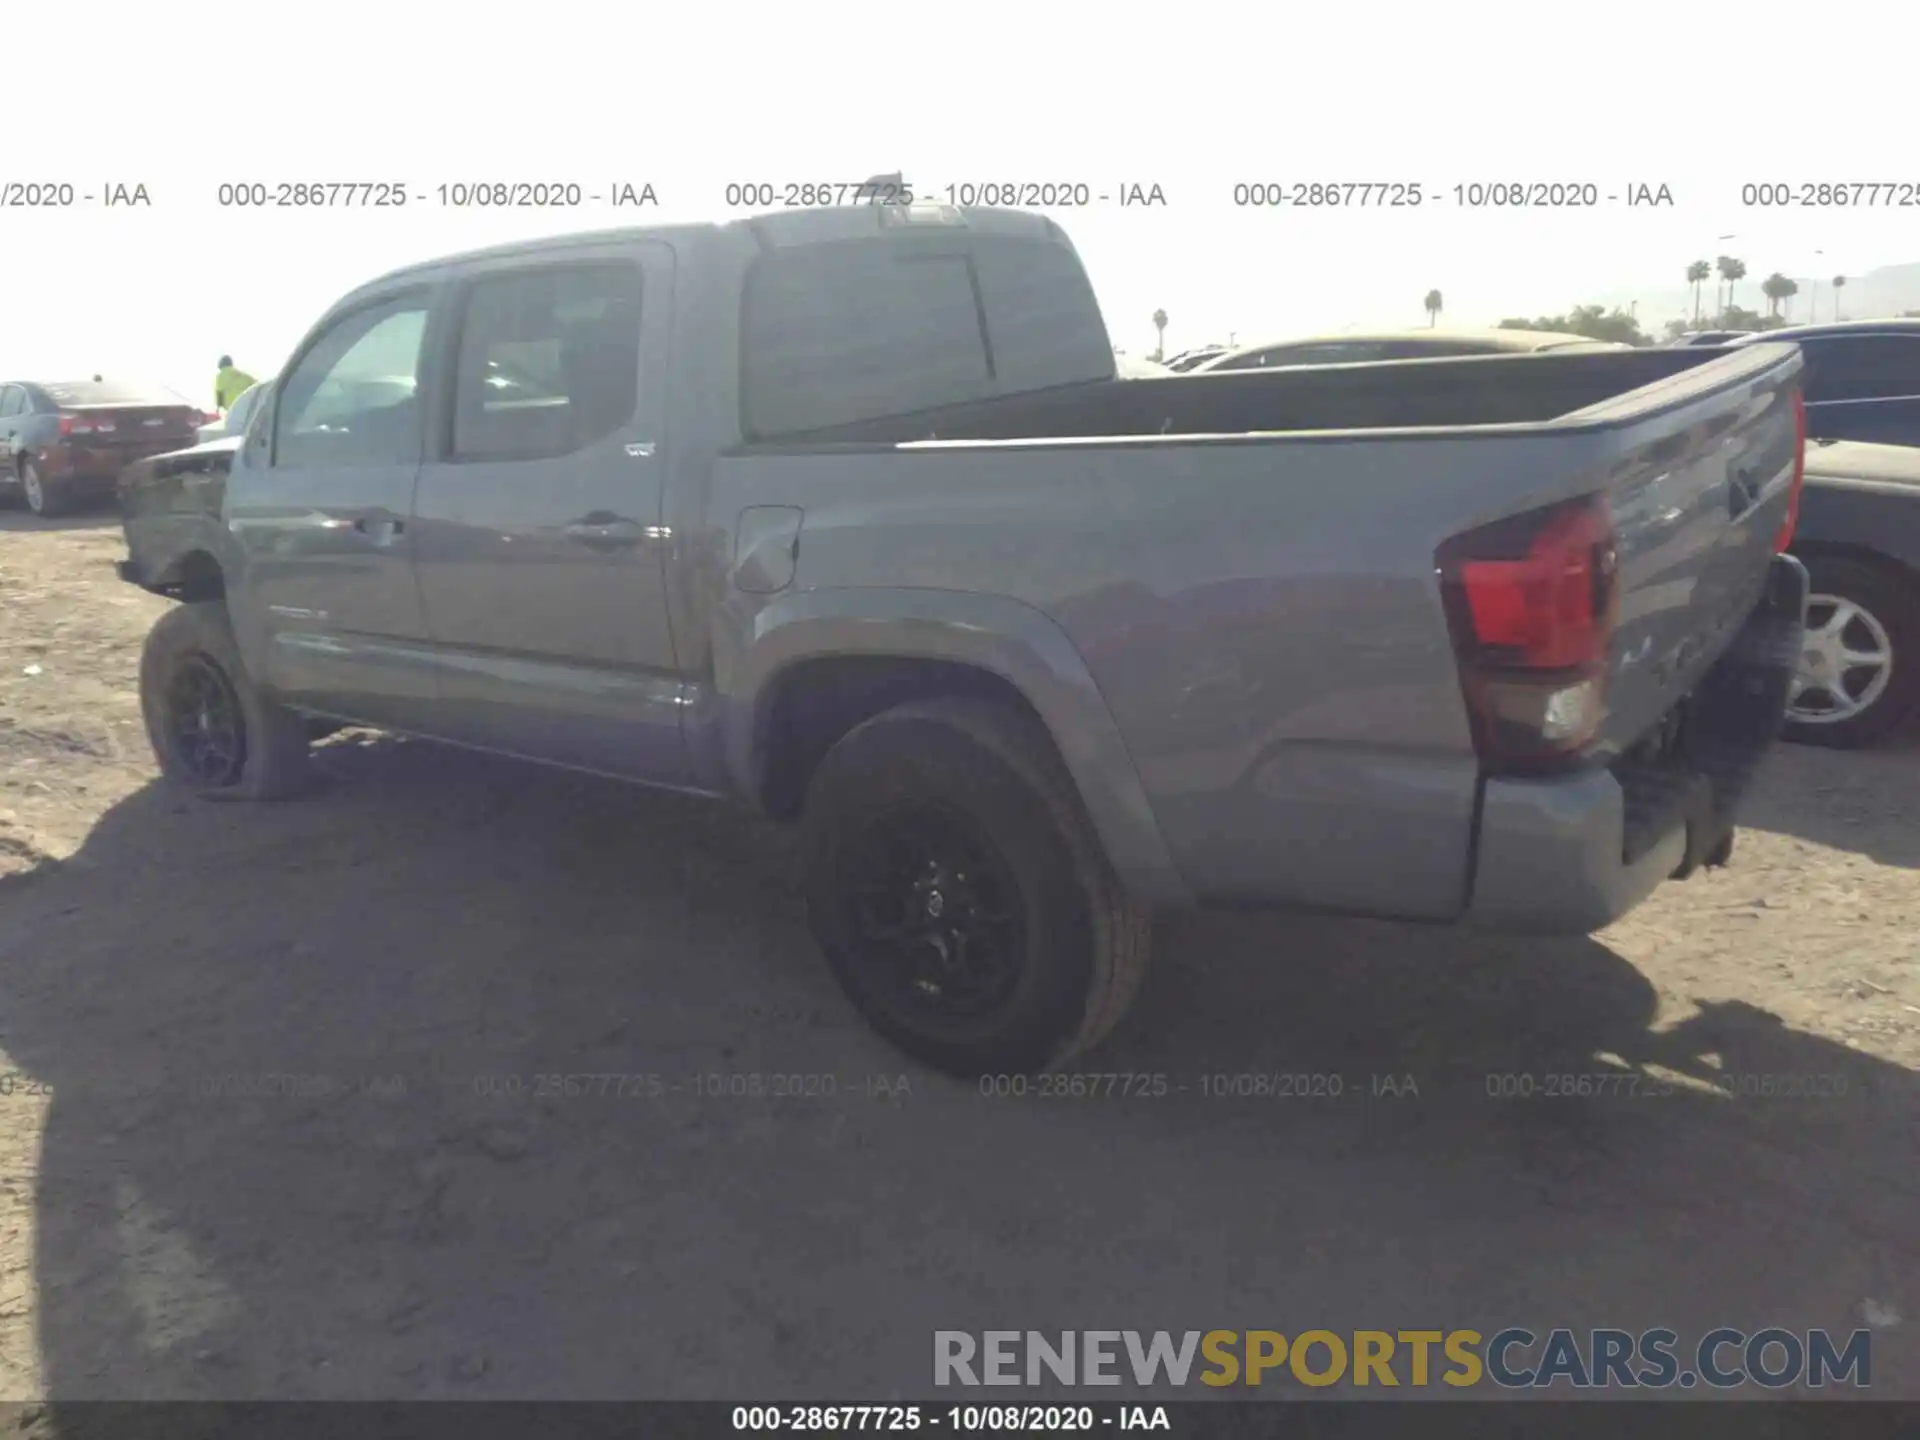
(1790, 539), (1920, 594)
(721, 588), (1191, 909)
(150, 547), (229, 601)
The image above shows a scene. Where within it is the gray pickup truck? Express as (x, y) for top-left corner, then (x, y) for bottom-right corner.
(119, 202), (1809, 1076)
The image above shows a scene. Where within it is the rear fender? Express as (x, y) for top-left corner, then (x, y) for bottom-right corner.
(719, 587), (1192, 909)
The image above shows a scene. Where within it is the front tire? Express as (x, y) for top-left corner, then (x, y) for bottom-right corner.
(1784, 554), (1920, 749)
(800, 698), (1151, 1077)
(140, 601), (312, 799)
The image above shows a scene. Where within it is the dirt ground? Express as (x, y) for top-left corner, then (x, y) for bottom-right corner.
(0, 510), (1915, 1406)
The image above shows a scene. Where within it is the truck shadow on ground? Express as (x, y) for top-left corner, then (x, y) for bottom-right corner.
(1, 735), (1913, 1407)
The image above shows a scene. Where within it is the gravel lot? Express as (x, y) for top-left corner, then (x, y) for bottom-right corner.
(0, 511), (1915, 1406)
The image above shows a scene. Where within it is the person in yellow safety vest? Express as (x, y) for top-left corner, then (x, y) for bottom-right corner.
(214, 355), (258, 412)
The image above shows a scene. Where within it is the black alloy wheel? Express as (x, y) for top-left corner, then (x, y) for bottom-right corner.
(162, 653), (250, 788)
(834, 800), (1028, 1022)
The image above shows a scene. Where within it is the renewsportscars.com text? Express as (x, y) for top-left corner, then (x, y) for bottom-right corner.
(933, 1328), (1871, 1390)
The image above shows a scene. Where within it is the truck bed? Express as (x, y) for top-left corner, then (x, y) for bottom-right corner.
(770, 346), (1742, 446)
(704, 341), (1803, 922)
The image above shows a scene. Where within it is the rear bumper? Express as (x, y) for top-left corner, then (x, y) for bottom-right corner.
(42, 445), (180, 489)
(1464, 553), (1807, 933)
(42, 468), (122, 496)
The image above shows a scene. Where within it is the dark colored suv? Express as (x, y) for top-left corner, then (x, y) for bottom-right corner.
(1730, 320), (1920, 448)
(1, 378), (205, 517)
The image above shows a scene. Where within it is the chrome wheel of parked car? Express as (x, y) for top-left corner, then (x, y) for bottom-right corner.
(1783, 554), (1920, 749)
(20, 462), (57, 517)
(1790, 594), (1893, 725)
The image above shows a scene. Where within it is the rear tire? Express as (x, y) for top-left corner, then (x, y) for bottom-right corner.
(20, 461), (66, 518)
(1784, 554), (1920, 749)
(799, 698), (1152, 1077)
(140, 601), (313, 799)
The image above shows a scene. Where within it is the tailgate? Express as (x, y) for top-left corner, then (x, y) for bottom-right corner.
(1568, 342), (1804, 756)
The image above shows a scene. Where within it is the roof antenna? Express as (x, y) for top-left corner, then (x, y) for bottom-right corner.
(860, 171), (906, 203)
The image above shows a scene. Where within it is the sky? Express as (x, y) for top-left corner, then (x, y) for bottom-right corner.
(3, 0), (1913, 406)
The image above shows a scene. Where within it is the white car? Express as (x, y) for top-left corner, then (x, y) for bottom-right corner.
(1195, 328), (1630, 372)
(197, 379), (271, 445)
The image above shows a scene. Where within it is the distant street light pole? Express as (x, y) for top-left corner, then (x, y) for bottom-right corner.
(1808, 249), (1824, 322)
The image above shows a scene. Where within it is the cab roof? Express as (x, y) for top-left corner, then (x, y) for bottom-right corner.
(344, 204), (1069, 300)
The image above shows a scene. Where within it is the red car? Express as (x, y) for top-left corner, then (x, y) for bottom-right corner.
(0, 377), (207, 518)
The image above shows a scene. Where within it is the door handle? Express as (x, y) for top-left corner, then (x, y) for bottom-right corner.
(353, 514), (406, 542)
(564, 514), (648, 549)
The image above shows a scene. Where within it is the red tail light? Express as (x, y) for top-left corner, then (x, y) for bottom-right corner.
(57, 413), (117, 436)
(1775, 388), (1805, 554)
(1436, 493), (1619, 769)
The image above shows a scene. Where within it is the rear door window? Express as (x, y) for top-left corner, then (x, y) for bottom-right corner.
(449, 260), (644, 462)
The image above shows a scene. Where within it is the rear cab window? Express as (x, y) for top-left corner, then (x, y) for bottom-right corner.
(739, 230), (1111, 440)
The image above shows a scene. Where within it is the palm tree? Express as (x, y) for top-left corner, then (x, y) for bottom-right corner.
(1423, 289), (1443, 327)
(1151, 308), (1168, 361)
(1686, 259), (1712, 324)
(1715, 256), (1747, 321)
(1761, 272), (1793, 318)
(1831, 275), (1847, 320)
